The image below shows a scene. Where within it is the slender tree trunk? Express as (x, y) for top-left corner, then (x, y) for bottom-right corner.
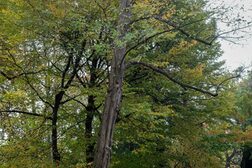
(225, 149), (236, 168)
(51, 91), (64, 166)
(94, 1), (130, 168)
(85, 57), (99, 164)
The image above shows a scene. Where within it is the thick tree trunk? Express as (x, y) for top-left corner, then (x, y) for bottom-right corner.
(51, 91), (64, 166)
(94, 1), (130, 167)
(94, 49), (125, 168)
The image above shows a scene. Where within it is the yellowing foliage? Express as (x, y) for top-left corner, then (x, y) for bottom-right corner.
(3, 90), (27, 102)
(169, 40), (197, 56)
(184, 64), (205, 80)
(47, 3), (66, 18)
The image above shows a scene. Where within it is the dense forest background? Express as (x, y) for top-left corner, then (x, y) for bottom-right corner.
(0, 0), (252, 167)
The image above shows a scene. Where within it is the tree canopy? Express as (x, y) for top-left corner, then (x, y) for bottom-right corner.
(0, 0), (251, 168)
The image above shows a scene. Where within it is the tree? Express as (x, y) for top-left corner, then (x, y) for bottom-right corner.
(0, 0), (250, 167)
(94, 0), (245, 167)
(234, 71), (252, 168)
(0, 0), (109, 166)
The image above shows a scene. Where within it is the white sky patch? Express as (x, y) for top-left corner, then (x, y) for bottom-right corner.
(208, 0), (252, 70)
(220, 39), (252, 70)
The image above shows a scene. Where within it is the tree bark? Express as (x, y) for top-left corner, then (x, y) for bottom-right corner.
(94, 48), (125, 168)
(225, 149), (236, 168)
(85, 95), (96, 164)
(241, 147), (252, 168)
(94, 1), (130, 167)
(51, 91), (64, 166)
(85, 57), (99, 164)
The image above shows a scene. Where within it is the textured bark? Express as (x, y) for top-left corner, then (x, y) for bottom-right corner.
(94, 1), (130, 167)
(94, 49), (125, 168)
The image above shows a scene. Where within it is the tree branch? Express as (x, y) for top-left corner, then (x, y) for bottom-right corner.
(121, 29), (173, 65)
(216, 74), (241, 92)
(61, 54), (73, 88)
(63, 94), (87, 109)
(155, 16), (215, 45)
(0, 69), (45, 80)
(24, 75), (54, 108)
(60, 94), (82, 105)
(127, 61), (218, 96)
(0, 110), (52, 120)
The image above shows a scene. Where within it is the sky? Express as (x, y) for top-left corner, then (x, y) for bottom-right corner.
(212, 0), (252, 70)
(220, 39), (252, 70)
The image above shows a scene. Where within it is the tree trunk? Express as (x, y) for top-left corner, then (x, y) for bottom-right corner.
(94, 1), (130, 167)
(51, 91), (64, 166)
(241, 147), (252, 168)
(94, 49), (125, 168)
(85, 57), (99, 164)
(225, 149), (236, 168)
(85, 95), (96, 164)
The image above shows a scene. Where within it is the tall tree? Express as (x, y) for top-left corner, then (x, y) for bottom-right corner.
(94, 0), (131, 167)
(0, 0), (250, 167)
(94, 0), (240, 167)
(235, 72), (252, 168)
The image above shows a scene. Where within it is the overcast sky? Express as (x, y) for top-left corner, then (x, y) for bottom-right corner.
(220, 38), (252, 70)
(212, 0), (252, 70)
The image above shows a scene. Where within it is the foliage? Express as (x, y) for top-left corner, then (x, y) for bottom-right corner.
(0, 0), (250, 167)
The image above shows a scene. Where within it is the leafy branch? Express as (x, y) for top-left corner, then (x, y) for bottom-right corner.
(0, 110), (52, 120)
(127, 61), (240, 97)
